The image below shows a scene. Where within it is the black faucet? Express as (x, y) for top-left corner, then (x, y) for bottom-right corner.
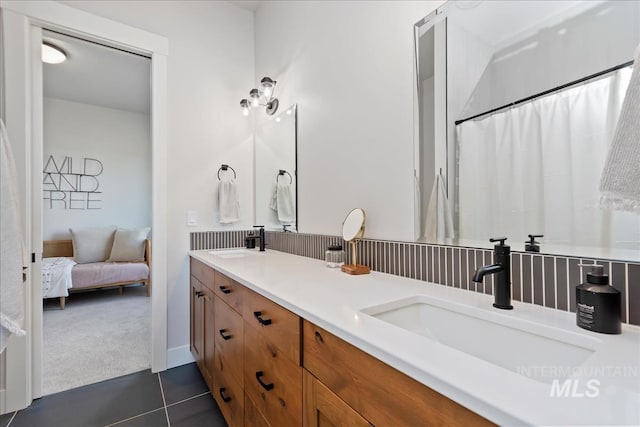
(252, 225), (266, 251)
(472, 237), (513, 310)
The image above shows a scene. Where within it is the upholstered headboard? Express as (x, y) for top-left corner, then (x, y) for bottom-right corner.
(43, 240), (73, 258)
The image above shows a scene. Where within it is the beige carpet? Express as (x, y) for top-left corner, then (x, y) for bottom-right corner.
(42, 285), (151, 396)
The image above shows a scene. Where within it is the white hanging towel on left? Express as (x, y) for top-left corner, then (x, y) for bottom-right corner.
(218, 174), (240, 224)
(424, 174), (455, 243)
(1, 119), (27, 353)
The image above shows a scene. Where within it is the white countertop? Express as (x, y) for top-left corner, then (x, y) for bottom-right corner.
(189, 248), (640, 426)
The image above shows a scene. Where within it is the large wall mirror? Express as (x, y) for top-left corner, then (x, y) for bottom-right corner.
(416, 0), (640, 261)
(255, 104), (297, 231)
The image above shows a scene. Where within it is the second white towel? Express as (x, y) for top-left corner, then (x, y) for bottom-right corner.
(270, 180), (295, 223)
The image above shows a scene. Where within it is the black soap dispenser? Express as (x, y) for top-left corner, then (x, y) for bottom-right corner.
(576, 264), (621, 334)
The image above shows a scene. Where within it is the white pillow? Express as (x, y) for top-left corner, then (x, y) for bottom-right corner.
(107, 227), (151, 262)
(69, 226), (117, 264)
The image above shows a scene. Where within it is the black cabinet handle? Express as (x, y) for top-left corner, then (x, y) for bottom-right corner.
(219, 285), (231, 294)
(219, 387), (232, 403)
(314, 331), (324, 344)
(195, 291), (204, 298)
(253, 311), (272, 326)
(255, 371), (274, 391)
(219, 329), (231, 340)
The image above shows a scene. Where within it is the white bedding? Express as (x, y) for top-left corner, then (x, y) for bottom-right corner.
(42, 257), (76, 299)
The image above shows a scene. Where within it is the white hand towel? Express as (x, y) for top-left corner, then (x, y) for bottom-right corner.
(1, 119), (27, 353)
(600, 46), (640, 213)
(276, 180), (295, 223)
(424, 174), (455, 243)
(218, 174), (240, 224)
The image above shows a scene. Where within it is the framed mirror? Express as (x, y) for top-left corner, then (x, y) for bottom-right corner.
(255, 104), (297, 231)
(415, 0), (640, 261)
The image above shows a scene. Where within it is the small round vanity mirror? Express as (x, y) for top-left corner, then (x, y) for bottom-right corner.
(342, 208), (366, 242)
(341, 208), (370, 275)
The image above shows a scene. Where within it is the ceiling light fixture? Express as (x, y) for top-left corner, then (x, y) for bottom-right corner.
(240, 76), (279, 116)
(42, 42), (67, 64)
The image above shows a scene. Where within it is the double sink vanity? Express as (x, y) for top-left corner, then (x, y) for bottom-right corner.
(190, 248), (640, 426)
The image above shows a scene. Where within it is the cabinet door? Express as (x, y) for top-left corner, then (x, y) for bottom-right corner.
(303, 370), (371, 427)
(303, 321), (492, 426)
(190, 277), (204, 369)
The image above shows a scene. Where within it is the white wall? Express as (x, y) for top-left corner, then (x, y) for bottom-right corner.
(55, 0), (255, 355)
(255, 1), (443, 241)
(42, 97), (151, 240)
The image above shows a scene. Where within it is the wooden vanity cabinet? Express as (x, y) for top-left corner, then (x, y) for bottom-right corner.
(303, 321), (493, 427)
(190, 259), (302, 427)
(190, 257), (490, 426)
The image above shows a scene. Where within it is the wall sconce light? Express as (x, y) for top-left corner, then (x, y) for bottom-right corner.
(240, 76), (279, 116)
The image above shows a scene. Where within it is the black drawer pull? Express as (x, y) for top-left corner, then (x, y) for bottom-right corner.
(256, 371), (274, 391)
(219, 285), (231, 294)
(253, 311), (272, 326)
(314, 331), (324, 343)
(219, 329), (232, 340)
(195, 291), (204, 298)
(219, 387), (232, 403)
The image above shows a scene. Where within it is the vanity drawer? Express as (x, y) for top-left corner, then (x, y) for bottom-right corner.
(244, 324), (302, 427)
(214, 270), (244, 313)
(243, 288), (301, 364)
(214, 296), (244, 386)
(214, 359), (244, 427)
(302, 321), (492, 427)
(190, 257), (215, 288)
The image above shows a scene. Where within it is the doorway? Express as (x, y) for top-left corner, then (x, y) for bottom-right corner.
(40, 30), (152, 395)
(1, 2), (168, 411)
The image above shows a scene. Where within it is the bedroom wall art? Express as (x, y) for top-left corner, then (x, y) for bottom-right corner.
(43, 155), (103, 210)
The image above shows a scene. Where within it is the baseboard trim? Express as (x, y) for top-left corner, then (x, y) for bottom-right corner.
(167, 345), (195, 369)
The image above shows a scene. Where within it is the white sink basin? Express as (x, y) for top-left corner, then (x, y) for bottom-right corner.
(361, 295), (598, 383)
(208, 249), (256, 259)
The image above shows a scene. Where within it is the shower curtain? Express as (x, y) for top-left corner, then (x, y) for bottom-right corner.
(457, 67), (639, 254)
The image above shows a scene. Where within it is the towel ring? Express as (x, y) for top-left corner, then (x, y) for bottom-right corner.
(217, 164), (237, 180)
(276, 169), (293, 184)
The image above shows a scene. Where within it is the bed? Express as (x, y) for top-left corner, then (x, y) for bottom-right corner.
(43, 239), (151, 309)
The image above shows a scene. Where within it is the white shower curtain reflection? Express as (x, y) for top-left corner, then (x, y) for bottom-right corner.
(457, 67), (639, 254)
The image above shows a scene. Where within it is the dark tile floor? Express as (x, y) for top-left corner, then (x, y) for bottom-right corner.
(1, 363), (227, 427)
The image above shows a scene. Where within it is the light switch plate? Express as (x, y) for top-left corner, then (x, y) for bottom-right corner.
(187, 210), (197, 226)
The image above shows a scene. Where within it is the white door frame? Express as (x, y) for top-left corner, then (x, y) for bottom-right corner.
(1, 0), (169, 409)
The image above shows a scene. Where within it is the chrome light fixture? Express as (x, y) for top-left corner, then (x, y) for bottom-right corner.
(42, 42), (67, 64)
(240, 76), (279, 116)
